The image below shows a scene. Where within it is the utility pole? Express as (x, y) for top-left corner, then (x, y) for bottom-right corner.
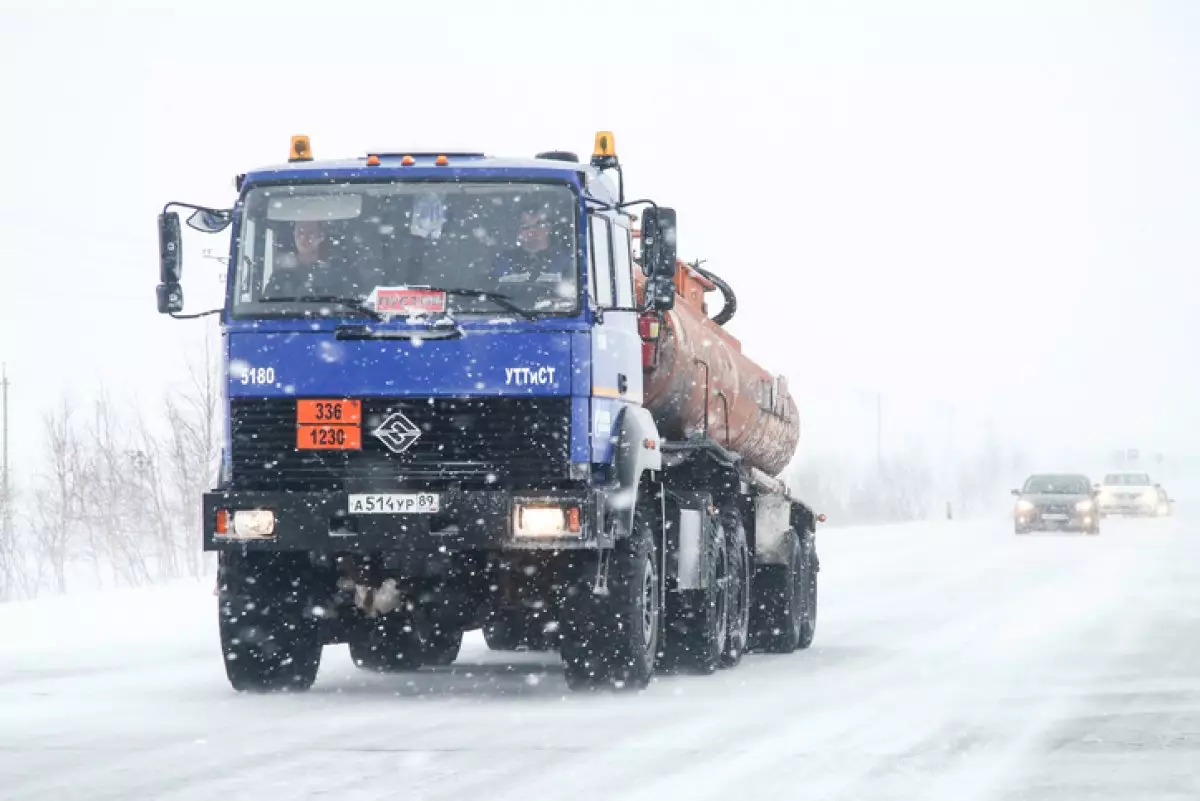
(2, 364), (8, 505)
(1, 363), (10, 566)
(876, 391), (883, 475)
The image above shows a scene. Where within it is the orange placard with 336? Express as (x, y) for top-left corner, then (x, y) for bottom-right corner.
(297, 399), (362, 425)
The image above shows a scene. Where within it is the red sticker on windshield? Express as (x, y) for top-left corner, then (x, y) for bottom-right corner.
(373, 288), (448, 315)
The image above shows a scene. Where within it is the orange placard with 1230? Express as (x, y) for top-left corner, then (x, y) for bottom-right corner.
(296, 400), (362, 450)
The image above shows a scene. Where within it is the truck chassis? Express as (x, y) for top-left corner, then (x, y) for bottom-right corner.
(215, 435), (819, 692)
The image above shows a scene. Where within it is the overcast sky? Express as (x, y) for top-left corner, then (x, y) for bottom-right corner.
(1, 0), (1198, 480)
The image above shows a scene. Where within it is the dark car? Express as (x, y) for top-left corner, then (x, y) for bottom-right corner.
(1012, 473), (1100, 535)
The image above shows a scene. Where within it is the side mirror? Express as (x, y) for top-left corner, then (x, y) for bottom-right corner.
(186, 208), (232, 234)
(640, 206), (677, 280)
(157, 212), (183, 314)
(647, 276), (675, 311)
(157, 282), (183, 314)
(1010, 488), (1021, 496)
(159, 212), (182, 284)
(640, 206), (677, 311)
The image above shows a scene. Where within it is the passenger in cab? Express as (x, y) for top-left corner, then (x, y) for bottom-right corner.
(262, 220), (353, 299)
(492, 204), (574, 288)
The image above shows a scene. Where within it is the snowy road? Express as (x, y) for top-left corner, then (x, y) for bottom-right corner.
(3, 517), (1200, 800)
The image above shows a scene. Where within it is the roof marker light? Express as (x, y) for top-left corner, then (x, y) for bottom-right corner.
(435, 154), (449, 166)
(401, 155), (415, 166)
(593, 130), (616, 158)
(289, 135), (313, 163)
(366, 154), (381, 166)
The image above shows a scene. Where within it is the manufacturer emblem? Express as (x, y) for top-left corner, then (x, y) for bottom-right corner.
(372, 411), (422, 454)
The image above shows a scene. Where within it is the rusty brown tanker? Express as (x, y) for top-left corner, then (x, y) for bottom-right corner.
(637, 261), (800, 478)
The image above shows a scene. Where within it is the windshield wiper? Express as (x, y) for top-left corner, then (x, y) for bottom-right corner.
(263, 290), (537, 322)
(260, 295), (383, 321)
(429, 287), (537, 321)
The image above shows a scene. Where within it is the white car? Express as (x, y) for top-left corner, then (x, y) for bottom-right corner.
(1096, 472), (1167, 517)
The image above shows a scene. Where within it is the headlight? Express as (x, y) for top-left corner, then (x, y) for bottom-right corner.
(1075, 499), (1095, 512)
(513, 502), (583, 538)
(1015, 499), (1035, 512)
(216, 509), (276, 540)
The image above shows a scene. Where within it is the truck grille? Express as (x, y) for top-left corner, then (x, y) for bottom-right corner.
(229, 397), (571, 491)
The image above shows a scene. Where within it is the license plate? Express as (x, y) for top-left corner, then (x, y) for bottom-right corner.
(1043, 513), (1069, 521)
(348, 493), (440, 514)
(373, 287), (448, 315)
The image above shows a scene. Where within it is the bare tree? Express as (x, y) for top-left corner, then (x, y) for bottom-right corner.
(0, 481), (17, 601)
(162, 346), (221, 577)
(77, 393), (153, 588)
(32, 400), (86, 594)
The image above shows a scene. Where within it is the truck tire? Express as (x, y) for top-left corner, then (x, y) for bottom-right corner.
(349, 615), (427, 672)
(483, 613), (557, 652)
(349, 617), (462, 671)
(561, 503), (660, 691)
(750, 531), (813, 654)
(662, 510), (730, 675)
(424, 628), (464, 666)
(218, 552), (323, 693)
(721, 507), (751, 668)
(796, 535), (818, 650)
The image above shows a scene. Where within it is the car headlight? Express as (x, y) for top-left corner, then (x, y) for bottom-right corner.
(1016, 499), (1035, 512)
(215, 509), (276, 540)
(513, 502), (583, 538)
(1075, 499), (1095, 512)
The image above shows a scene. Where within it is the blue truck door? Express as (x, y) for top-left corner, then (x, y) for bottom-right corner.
(589, 212), (644, 463)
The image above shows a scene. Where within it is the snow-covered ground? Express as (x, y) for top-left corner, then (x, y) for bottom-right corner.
(3, 517), (1200, 800)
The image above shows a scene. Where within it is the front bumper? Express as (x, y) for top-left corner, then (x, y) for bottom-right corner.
(203, 487), (609, 552)
(1098, 501), (1157, 517)
(1015, 510), (1096, 530)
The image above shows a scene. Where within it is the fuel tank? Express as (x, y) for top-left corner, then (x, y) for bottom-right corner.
(637, 263), (800, 477)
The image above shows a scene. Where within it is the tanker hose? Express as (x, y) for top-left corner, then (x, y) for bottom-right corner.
(690, 262), (737, 326)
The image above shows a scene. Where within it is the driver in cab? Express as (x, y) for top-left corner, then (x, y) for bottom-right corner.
(492, 205), (574, 292)
(262, 219), (352, 299)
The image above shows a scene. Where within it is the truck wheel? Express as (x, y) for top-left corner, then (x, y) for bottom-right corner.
(350, 619), (463, 671)
(662, 511), (730, 675)
(483, 613), (556, 652)
(349, 615), (427, 672)
(796, 536), (818, 650)
(721, 507), (752, 668)
(424, 628), (464, 666)
(218, 552), (323, 693)
(561, 504), (660, 691)
(750, 531), (809, 654)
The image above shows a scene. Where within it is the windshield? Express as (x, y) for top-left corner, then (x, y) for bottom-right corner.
(1022, 475), (1091, 494)
(1103, 473), (1152, 486)
(231, 181), (579, 318)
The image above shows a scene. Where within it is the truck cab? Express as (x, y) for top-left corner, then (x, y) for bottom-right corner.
(158, 133), (817, 693)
